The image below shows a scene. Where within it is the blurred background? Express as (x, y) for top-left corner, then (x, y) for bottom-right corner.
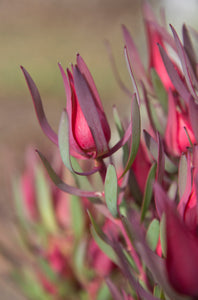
(0, 0), (198, 298)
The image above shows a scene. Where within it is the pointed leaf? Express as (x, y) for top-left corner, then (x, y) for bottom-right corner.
(73, 66), (109, 156)
(183, 24), (197, 75)
(21, 66), (58, 145)
(36, 150), (102, 199)
(124, 46), (140, 105)
(122, 25), (151, 91)
(158, 44), (191, 103)
(141, 163), (157, 222)
(121, 94), (141, 177)
(170, 25), (197, 99)
(189, 97), (198, 144)
(105, 164), (118, 218)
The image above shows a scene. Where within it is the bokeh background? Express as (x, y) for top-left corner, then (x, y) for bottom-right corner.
(1, 0), (198, 298)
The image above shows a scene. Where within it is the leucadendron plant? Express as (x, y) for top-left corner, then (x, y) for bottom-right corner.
(15, 1), (198, 299)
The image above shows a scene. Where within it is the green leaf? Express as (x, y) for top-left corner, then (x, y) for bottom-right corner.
(160, 213), (167, 257)
(122, 94), (141, 176)
(58, 110), (73, 173)
(141, 163), (157, 222)
(105, 164), (118, 218)
(97, 281), (111, 300)
(146, 219), (160, 251)
(178, 154), (188, 200)
(70, 195), (85, 240)
(113, 106), (129, 166)
(87, 210), (110, 244)
(151, 68), (168, 113)
(35, 165), (58, 234)
(90, 225), (118, 265)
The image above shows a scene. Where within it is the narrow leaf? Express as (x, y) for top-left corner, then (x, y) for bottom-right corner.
(21, 66), (58, 145)
(189, 97), (198, 144)
(158, 44), (191, 103)
(141, 163), (157, 222)
(170, 25), (197, 99)
(121, 94), (141, 177)
(91, 226), (118, 265)
(36, 150), (102, 199)
(105, 164), (118, 218)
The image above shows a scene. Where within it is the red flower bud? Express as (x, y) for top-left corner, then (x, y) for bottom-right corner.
(165, 202), (198, 297)
(165, 90), (195, 156)
(60, 55), (111, 159)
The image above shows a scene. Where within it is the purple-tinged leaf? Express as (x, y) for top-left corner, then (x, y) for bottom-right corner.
(153, 182), (168, 218)
(170, 25), (197, 99)
(147, 21), (176, 51)
(156, 132), (165, 184)
(73, 66), (109, 156)
(141, 82), (156, 132)
(189, 97), (198, 144)
(183, 24), (197, 76)
(105, 164), (118, 218)
(36, 150), (102, 199)
(76, 54), (103, 111)
(141, 163), (157, 222)
(122, 25), (152, 92)
(125, 210), (188, 300)
(158, 44), (191, 103)
(111, 239), (159, 300)
(143, 130), (177, 173)
(58, 110), (100, 176)
(124, 46), (140, 105)
(101, 121), (131, 159)
(105, 40), (132, 97)
(21, 66), (58, 145)
(106, 278), (124, 300)
(121, 94), (141, 177)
